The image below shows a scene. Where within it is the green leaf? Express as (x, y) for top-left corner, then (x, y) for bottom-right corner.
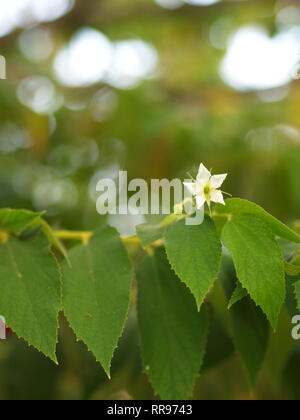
(285, 261), (300, 276)
(228, 282), (248, 309)
(136, 214), (187, 247)
(136, 223), (165, 246)
(222, 214), (285, 330)
(229, 297), (269, 387)
(137, 248), (209, 400)
(0, 232), (61, 361)
(62, 227), (132, 377)
(286, 276), (300, 317)
(0, 209), (43, 235)
(38, 219), (69, 262)
(220, 264), (269, 385)
(294, 280), (300, 311)
(164, 216), (222, 309)
(202, 316), (234, 372)
(215, 198), (300, 243)
(292, 246), (300, 265)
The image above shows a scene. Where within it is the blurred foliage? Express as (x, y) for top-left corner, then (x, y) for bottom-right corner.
(1, 0), (300, 400)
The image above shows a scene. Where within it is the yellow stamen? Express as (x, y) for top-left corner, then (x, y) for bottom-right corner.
(204, 185), (210, 195)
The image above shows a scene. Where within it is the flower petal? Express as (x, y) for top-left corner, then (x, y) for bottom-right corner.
(183, 181), (198, 195)
(196, 193), (206, 209)
(196, 163), (211, 184)
(210, 190), (225, 205)
(210, 173), (227, 189)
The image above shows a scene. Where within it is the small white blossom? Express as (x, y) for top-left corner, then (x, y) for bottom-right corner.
(184, 163), (227, 209)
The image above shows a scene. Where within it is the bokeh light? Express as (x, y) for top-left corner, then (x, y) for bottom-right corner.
(33, 177), (78, 212)
(90, 88), (118, 122)
(106, 40), (158, 90)
(17, 75), (63, 114)
(154, 0), (183, 9)
(19, 27), (54, 62)
(184, 0), (219, 5)
(54, 30), (158, 90)
(276, 6), (300, 27)
(154, 0), (220, 6)
(30, 0), (74, 22)
(220, 26), (300, 91)
(0, 0), (75, 37)
(0, 122), (31, 154)
(54, 28), (113, 87)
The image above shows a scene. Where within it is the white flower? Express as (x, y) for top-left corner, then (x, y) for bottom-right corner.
(184, 163), (227, 209)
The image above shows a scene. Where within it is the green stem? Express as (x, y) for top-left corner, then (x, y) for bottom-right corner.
(54, 230), (162, 248)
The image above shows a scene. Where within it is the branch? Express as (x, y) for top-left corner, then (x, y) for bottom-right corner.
(54, 229), (163, 248)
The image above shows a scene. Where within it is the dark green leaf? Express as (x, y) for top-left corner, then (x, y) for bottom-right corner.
(286, 276), (300, 317)
(229, 297), (269, 387)
(228, 282), (248, 309)
(294, 280), (300, 312)
(202, 315), (234, 372)
(137, 248), (209, 400)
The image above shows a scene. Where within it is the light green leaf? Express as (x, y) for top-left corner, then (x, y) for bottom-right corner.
(0, 232), (61, 361)
(0, 210), (68, 262)
(215, 198), (300, 243)
(228, 282), (248, 309)
(38, 219), (69, 262)
(136, 223), (165, 246)
(137, 248), (209, 400)
(294, 280), (300, 311)
(62, 227), (132, 377)
(164, 216), (222, 309)
(285, 261), (300, 276)
(292, 246), (300, 265)
(222, 214), (285, 330)
(0, 209), (43, 235)
(136, 214), (187, 247)
(229, 297), (269, 387)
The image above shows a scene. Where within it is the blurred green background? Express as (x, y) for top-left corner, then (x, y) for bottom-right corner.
(1, 0), (300, 400)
